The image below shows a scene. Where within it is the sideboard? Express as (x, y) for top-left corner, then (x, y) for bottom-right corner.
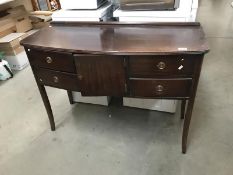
(21, 22), (209, 153)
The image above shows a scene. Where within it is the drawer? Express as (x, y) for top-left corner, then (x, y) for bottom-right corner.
(130, 78), (192, 98)
(35, 68), (79, 91)
(27, 49), (76, 73)
(129, 55), (197, 77)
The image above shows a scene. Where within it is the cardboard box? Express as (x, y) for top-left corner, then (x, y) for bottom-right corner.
(32, 21), (50, 29)
(15, 16), (32, 33)
(0, 18), (16, 38)
(0, 26), (16, 38)
(0, 33), (28, 49)
(29, 13), (51, 29)
(0, 33), (29, 70)
(7, 5), (28, 18)
(5, 51), (29, 70)
(0, 5), (32, 35)
(7, 5), (32, 32)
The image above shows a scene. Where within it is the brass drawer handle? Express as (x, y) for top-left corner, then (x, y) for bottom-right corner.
(53, 76), (59, 83)
(157, 62), (166, 70)
(46, 57), (53, 64)
(156, 85), (164, 93)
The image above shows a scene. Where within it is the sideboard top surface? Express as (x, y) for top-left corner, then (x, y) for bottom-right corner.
(21, 22), (209, 55)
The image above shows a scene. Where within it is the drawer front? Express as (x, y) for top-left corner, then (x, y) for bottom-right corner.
(27, 49), (76, 73)
(130, 79), (192, 98)
(129, 55), (197, 77)
(35, 68), (79, 91)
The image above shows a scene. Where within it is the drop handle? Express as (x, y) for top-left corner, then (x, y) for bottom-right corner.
(53, 76), (59, 83)
(156, 85), (164, 93)
(46, 57), (53, 64)
(157, 62), (166, 70)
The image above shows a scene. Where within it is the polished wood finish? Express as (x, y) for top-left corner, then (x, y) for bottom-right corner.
(21, 22), (208, 55)
(181, 100), (186, 119)
(130, 78), (192, 98)
(182, 56), (204, 153)
(35, 68), (79, 91)
(129, 55), (197, 78)
(27, 49), (76, 73)
(37, 83), (55, 131)
(32, 69), (55, 131)
(21, 22), (209, 153)
(75, 55), (126, 96)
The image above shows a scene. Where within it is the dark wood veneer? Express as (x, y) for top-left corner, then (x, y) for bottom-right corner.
(28, 49), (76, 73)
(130, 78), (192, 98)
(35, 68), (79, 91)
(75, 55), (126, 96)
(129, 55), (197, 78)
(21, 22), (209, 154)
(21, 22), (208, 55)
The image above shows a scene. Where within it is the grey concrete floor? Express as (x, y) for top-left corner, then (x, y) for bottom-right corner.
(1, 0), (233, 174)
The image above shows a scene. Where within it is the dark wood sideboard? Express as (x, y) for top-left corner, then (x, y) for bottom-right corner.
(21, 22), (209, 153)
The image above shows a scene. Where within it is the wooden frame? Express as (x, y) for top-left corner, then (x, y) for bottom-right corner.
(31, 0), (61, 11)
(21, 22), (209, 153)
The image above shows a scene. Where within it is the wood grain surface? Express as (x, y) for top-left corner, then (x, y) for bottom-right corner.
(21, 22), (209, 55)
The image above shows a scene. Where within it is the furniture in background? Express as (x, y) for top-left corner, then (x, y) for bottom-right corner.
(59, 0), (107, 10)
(31, 0), (61, 11)
(118, 0), (180, 11)
(114, 0), (198, 22)
(21, 22), (209, 153)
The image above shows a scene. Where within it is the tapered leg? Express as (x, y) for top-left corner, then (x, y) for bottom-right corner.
(181, 56), (204, 153)
(182, 97), (195, 153)
(67, 90), (74, 104)
(181, 100), (186, 119)
(37, 84), (56, 131)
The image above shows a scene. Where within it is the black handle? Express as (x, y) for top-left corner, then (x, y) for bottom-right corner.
(3, 65), (13, 78)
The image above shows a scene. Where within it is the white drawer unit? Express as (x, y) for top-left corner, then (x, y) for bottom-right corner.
(52, 2), (112, 22)
(114, 0), (198, 22)
(60, 0), (107, 9)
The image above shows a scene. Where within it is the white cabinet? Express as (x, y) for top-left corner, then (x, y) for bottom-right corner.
(114, 0), (198, 22)
(60, 0), (106, 10)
